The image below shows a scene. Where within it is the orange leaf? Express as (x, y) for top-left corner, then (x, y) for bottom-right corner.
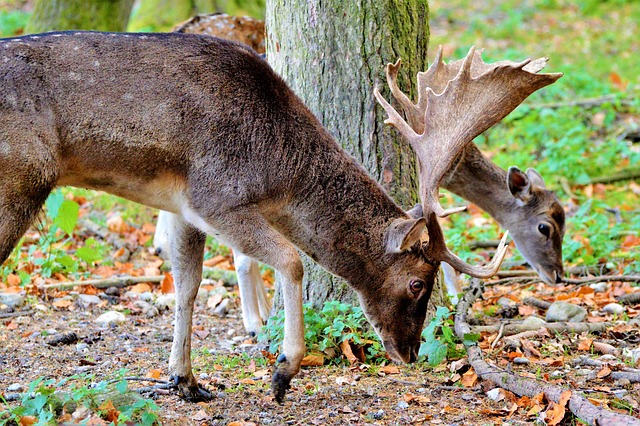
(578, 338), (593, 351)
(98, 399), (120, 423)
(621, 235), (640, 249)
(7, 273), (21, 287)
(300, 353), (325, 367)
(609, 72), (627, 90)
(339, 340), (358, 365)
(18, 416), (37, 426)
(240, 378), (256, 385)
(379, 365), (400, 375)
(6, 320), (17, 330)
(161, 273), (175, 294)
(593, 341), (618, 355)
(461, 369), (478, 388)
(203, 255), (227, 267)
(52, 299), (73, 309)
(596, 366), (611, 379)
(147, 369), (162, 379)
(129, 283), (152, 294)
(106, 215), (131, 234)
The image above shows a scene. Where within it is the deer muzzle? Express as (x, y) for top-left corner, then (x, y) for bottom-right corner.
(383, 339), (420, 364)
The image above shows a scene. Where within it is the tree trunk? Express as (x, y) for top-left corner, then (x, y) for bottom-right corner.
(26, 0), (135, 33)
(266, 0), (448, 312)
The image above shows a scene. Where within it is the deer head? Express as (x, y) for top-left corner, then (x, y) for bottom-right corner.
(373, 46), (562, 279)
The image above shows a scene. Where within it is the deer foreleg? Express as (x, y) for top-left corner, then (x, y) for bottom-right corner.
(165, 213), (210, 401)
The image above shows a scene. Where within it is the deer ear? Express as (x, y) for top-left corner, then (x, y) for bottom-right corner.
(386, 217), (426, 254)
(406, 204), (423, 220)
(525, 167), (546, 189)
(507, 166), (532, 201)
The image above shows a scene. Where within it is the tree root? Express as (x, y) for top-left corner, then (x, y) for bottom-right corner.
(455, 279), (640, 426)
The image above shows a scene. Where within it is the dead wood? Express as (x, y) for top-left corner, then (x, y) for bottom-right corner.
(589, 167), (640, 185)
(617, 292), (640, 305)
(523, 296), (551, 310)
(470, 321), (609, 336)
(562, 275), (640, 286)
(455, 279), (640, 426)
(531, 94), (634, 109)
(0, 310), (32, 319)
(573, 356), (640, 383)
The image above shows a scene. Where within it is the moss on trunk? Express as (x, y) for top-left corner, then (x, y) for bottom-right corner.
(26, 0), (135, 33)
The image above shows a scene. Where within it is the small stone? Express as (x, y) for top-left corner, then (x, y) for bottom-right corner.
(7, 383), (22, 392)
(371, 409), (385, 420)
(196, 288), (210, 303)
(133, 300), (159, 318)
(139, 291), (154, 302)
(602, 303), (625, 315)
(123, 291), (140, 300)
(589, 282), (608, 293)
(546, 302), (587, 323)
(95, 311), (126, 326)
(213, 298), (230, 316)
(497, 297), (516, 308)
(513, 357), (530, 365)
(550, 370), (564, 379)
(78, 294), (102, 306)
(155, 294), (175, 310)
(396, 400), (409, 410)
(76, 343), (89, 353)
(616, 379), (631, 388)
(104, 287), (120, 296)
(0, 293), (25, 308)
(521, 316), (546, 328)
(199, 373), (209, 380)
(487, 388), (503, 401)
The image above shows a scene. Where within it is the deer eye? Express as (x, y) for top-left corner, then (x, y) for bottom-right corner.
(538, 223), (551, 238)
(409, 279), (425, 295)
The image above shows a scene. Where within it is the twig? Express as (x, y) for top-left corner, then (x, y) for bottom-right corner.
(485, 276), (538, 287)
(562, 275), (640, 286)
(471, 321), (609, 336)
(455, 279), (640, 426)
(531, 95), (635, 109)
(560, 176), (578, 199)
(107, 376), (170, 385)
(40, 275), (165, 291)
(523, 297), (551, 310)
(386, 377), (421, 386)
(617, 292), (640, 305)
(135, 382), (175, 395)
(0, 310), (33, 319)
(496, 270), (537, 278)
(490, 322), (505, 349)
(589, 167), (640, 185)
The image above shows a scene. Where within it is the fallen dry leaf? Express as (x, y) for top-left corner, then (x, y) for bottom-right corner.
(161, 273), (175, 294)
(98, 400), (120, 423)
(129, 283), (152, 294)
(52, 299), (72, 309)
(593, 341), (619, 356)
(340, 340), (358, 365)
(300, 353), (325, 367)
(461, 369), (478, 388)
(147, 369), (162, 379)
(378, 365), (400, 375)
(596, 366), (612, 379)
(578, 338), (593, 351)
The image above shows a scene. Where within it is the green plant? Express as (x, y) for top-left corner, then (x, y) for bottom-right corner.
(0, 373), (159, 426)
(419, 306), (470, 366)
(259, 300), (385, 364)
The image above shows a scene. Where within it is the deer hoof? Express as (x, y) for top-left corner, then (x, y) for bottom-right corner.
(170, 375), (214, 402)
(271, 367), (293, 404)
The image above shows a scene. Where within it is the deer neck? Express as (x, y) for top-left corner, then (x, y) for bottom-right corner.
(441, 144), (517, 228)
(273, 132), (403, 290)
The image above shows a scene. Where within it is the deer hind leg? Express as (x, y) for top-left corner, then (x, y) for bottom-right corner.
(234, 251), (272, 336)
(163, 212), (211, 401)
(186, 207), (304, 404)
(152, 210), (172, 258)
(0, 120), (58, 265)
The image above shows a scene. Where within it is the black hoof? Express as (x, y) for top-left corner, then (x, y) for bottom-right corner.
(271, 367), (292, 404)
(170, 375), (214, 402)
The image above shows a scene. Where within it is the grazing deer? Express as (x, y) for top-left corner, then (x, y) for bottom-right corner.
(154, 17), (565, 335)
(0, 31), (558, 402)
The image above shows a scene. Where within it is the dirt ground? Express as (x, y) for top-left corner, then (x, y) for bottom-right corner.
(1, 283), (638, 426)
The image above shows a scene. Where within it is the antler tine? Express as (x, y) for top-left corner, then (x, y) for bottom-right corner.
(384, 60), (423, 130)
(424, 212), (510, 278)
(373, 86), (420, 149)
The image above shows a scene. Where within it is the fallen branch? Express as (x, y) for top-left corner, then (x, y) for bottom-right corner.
(37, 267), (238, 291)
(573, 356), (640, 383)
(455, 279), (640, 426)
(470, 321), (609, 336)
(523, 297), (551, 310)
(485, 276), (539, 287)
(589, 167), (640, 185)
(0, 310), (33, 319)
(531, 94), (635, 109)
(562, 275), (640, 286)
(617, 292), (640, 305)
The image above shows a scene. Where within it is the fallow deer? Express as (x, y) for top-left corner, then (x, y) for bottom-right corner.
(154, 17), (565, 335)
(0, 31), (558, 402)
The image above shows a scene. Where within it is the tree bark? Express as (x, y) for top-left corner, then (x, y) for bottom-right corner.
(266, 0), (447, 312)
(26, 0), (135, 33)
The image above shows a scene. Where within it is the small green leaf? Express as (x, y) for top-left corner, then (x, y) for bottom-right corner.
(115, 379), (128, 394)
(54, 199), (79, 236)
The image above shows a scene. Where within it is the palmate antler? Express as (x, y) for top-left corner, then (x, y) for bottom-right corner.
(374, 46), (562, 277)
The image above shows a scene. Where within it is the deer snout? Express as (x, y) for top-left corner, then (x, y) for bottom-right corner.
(383, 339), (420, 363)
